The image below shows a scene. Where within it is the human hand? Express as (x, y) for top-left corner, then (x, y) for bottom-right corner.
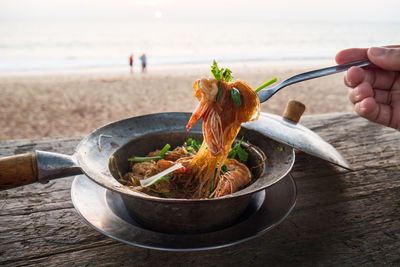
(335, 46), (400, 130)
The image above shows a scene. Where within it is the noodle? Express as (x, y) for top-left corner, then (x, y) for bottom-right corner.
(121, 64), (260, 199)
(185, 79), (260, 198)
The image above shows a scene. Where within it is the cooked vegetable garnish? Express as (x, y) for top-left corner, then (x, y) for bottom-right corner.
(222, 68), (232, 82)
(122, 61), (261, 199)
(211, 60), (233, 102)
(186, 138), (201, 151)
(211, 60), (223, 80)
(128, 156), (162, 162)
(228, 137), (248, 163)
(158, 144), (171, 157)
(255, 77), (277, 93)
(231, 87), (242, 107)
(153, 175), (171, 185)
(187, 137), (248, 163)
(140, 163), (183, 187)
(221, 163), (229, 173)
(211, 60), (233, 82)
(237, 147), (248, 163)
(128, 143), (170, 162)
(216, 81), (222, 102)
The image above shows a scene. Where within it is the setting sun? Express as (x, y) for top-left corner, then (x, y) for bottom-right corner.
(154, 10), (163, 19)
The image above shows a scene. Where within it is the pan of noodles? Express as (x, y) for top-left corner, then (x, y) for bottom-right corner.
(0, 112), (294, 234)
(0, 61), (351, 236)
(0, 67), (296, 234)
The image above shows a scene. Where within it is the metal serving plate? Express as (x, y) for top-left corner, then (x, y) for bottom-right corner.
(71, 174), (297, 251)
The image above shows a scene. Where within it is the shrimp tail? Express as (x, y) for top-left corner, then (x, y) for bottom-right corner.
(186, 101), (209, 131)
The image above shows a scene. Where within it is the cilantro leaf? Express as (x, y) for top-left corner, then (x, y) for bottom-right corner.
(231, 87), (242, 107)
(227, 149), (236, 159)
(227, 137), (248, 163)
(186, 138), (201, 151)
(237, 146), (248, 162)
(223, 68), (232, 82)
(211, 60), (223, 80)
(211, 60), (232, 82)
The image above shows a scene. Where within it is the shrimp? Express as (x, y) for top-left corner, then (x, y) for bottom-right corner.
(185, 73), (260, 198)
(214, 158), (251, 197)
(157, 158), (192, 174)
(186, 78), (217, 130)
(186, 78), (260, 157)
(186, 78), (225, 156)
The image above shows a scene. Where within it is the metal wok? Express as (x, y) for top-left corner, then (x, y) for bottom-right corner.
(0, 112), (295, 234)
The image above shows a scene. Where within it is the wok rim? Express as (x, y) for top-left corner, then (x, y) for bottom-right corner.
(74, 112), (296, 203)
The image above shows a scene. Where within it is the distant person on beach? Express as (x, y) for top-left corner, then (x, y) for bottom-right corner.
(129, 54), (134, 74)
(140, 53), (147, 73)
(336, 46), (400, 131)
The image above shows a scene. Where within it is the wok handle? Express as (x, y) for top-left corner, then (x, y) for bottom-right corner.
(0, 153), (38, 190)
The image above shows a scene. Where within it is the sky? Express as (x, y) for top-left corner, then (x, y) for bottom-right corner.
(1, 0), (400, 22)
(0, 0), (399, 72)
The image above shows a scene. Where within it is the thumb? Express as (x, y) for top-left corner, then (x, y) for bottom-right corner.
(367, 47), (400, 71)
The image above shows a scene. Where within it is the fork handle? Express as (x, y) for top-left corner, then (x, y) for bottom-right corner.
(282, 59), (371, 89)
(258, 59), (371, 103)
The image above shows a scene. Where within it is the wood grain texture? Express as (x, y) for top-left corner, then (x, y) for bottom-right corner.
(0, 113), (399, 266)
(282, 100), (306, 123)
(0, 153), (38, 190)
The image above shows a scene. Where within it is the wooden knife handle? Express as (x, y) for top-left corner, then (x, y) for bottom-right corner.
(0, 153), (38, 190)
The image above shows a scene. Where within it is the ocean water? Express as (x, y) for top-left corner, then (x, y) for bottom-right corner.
(0, 19), (399, 72)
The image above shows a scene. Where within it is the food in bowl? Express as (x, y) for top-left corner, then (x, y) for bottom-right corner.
(119, 136), (265, 199)
(120, 61), (270, 199)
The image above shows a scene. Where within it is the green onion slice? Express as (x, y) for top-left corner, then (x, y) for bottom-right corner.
(128, 156), (161, 162)
(128, 143), (170, 162)
(153, 175), (171, 185)
(157, 144), (171, 157)
(255, 77), (277, 93)
(140, 163), (183, 187)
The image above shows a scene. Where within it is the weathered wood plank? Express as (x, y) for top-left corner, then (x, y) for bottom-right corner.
(0, 180), (73, 216)
(0, 136), (82, 157)
(0, 112), (399, 266)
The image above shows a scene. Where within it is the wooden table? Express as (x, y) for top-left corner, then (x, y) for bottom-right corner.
(1, 112), (399, 266)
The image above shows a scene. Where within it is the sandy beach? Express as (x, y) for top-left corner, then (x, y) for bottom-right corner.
(0, 62), (352, 141)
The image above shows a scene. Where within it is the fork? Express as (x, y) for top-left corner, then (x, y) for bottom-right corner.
(257, 59), (371, 103)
